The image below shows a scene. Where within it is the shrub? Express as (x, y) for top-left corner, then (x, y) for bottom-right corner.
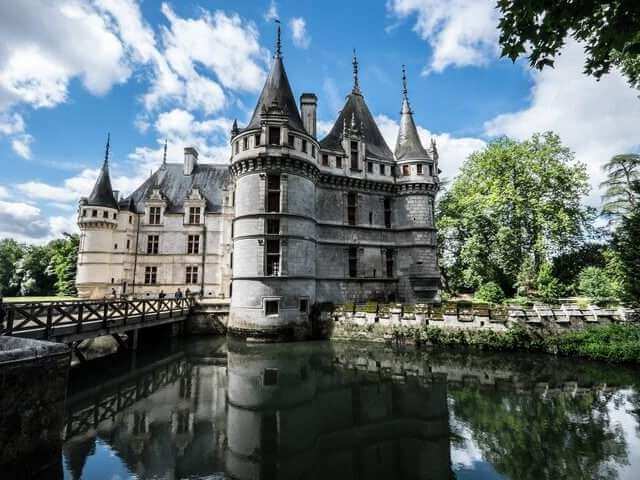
(536, 262), (563, 302)
(474, 282), (505, 304)
(577, 266), (617, 300)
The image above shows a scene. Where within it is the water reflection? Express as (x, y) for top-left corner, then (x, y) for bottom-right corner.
(59, 339), (640, 480)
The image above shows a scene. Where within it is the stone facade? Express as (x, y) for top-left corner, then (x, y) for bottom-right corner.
(77, 34), (440, 339)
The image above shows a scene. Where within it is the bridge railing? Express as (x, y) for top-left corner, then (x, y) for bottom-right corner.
(0, 297), (194, 340)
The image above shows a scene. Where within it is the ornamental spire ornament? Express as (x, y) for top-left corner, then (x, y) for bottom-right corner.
(161, 139), (167, 169)
(275, 19), (282, 58)
(104, 132), (111, 166)
(352, 49), (360, 94)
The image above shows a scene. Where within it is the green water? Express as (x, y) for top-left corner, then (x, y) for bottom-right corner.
(60, 338), (640, 480)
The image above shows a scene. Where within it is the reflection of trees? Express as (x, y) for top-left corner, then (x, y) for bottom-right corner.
(451, 388), (629, 480)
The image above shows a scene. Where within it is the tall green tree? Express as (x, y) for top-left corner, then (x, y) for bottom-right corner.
(497, 0), (640, 90)
(600, 154), (640, 223)
(437, 132), (593, 295)
(47, 233), (79, 296)
(612, 183), (640, 304)
(0, 239), (24, 296)
(11, 244), (56, 296)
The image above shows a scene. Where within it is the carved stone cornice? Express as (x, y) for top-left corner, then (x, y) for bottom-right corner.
(396, 182), (439, 196)
(318, 173), (395, 193)
(230, 155), (320, 182)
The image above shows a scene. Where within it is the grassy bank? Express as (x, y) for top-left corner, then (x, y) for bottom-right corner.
(388, 324), (640, 363)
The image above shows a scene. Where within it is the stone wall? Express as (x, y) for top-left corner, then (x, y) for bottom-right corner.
(0, 337), (71, 479)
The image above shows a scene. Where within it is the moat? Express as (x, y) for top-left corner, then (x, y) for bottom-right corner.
(48, 338), (640, 479)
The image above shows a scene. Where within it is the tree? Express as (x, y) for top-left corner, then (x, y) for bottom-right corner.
(552, 243), (607, 291)
(437, 132), (593, 295)
(497, 1), (640, 90)
(613, 183), (640, 304)
(474, 282), (505, 304)
(0, 239), (24, 296)
(577, 266), (618, 300)
(600, 154), (640, 223)
(536, 261), (563, 302)
(11, 245), (56, 296)
(47, 233), (79, 296)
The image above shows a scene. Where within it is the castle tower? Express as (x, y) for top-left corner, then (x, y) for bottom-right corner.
(394, 67), (441, 301)
(228, 25), (319, 339)
(77, 135), (121, 298)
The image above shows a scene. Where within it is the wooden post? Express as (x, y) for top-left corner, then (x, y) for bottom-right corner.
(77, 304), (84, 333)
(102, 301), (108, 329)
(45, 304), (53, 340)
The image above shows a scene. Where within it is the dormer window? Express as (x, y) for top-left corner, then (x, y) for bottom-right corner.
(269, 127), (280, 145)
(149, 207), (161, 225)
(350, 141), (359, 170)
(189, 207), (201, 225)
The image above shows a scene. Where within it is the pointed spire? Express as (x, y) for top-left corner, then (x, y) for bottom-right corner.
(352, 49), (360, 94)
(104, 132), (110, 166)
(431, 137), (439, 161)
(231, 119), (239, 138)
(394, 66), (428, 161)
(161, 139), (167, 169)
(275, 19), (282, 58)
(87, 134), (118, 209)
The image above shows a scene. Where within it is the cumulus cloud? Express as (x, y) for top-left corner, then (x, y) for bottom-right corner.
(387, 0), (499, 73)
(0, 186), (9, 199)
(11, 134), (33, 159)
(0, 200), (51, 239)
(375, 114), (486, 181)
(484, 40), (640, 205)
(289, 17), (310, 49)
(264, 0), (278, 22)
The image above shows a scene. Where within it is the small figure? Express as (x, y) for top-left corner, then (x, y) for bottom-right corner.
(175, 288), (183, 299)
(159, 289), (166, 299)
(111, 288), (117, 299)
(185, 288), (191, 298)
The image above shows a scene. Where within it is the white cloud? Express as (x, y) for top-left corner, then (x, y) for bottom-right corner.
(387, 0), (499, 73)
(11, 134), (33, 159)
(17, 181), (78, 202)
(0, 200), (51, 239)
(0, 186), (9, 199)
(375, 114), (486, 181)
(484, 40), (640, 205)
(289, 17), (310, 49)
(264, 0), (279, 22)
(0, 112), (25, 135)
(317, 120), (334, 138)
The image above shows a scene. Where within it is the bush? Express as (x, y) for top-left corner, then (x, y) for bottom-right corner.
(536, 262), (563, 302)
(474, 282), (505, 304)
(577, 266), (617, 301)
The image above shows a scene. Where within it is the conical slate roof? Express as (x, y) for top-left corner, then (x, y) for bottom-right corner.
(87, 137), (118, 209)
(244, 55), (305, 133)
(395, 68), (429, 161)
(320, 91), (394, 161)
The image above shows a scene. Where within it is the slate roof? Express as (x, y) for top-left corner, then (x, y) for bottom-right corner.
(120, 163), (230, 214)
(319, 92), (394, 162)
(243, 55), (306, 134)
(395, 96), (430, 161)
(87, 160), (119, 209)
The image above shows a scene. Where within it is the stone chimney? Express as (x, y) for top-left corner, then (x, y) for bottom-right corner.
(300, 93), (317, 138)
(184, 147), (198, 175)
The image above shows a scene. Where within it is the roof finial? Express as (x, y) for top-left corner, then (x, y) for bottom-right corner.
(275, 19), (282, 58)
(402, 64), (408, 98)
(352, 49), (360, 94)
(104, 132), (110, 166)
(162, 139), (167, 168)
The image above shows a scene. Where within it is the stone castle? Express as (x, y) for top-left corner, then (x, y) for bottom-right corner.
(77, 28), (441, 338)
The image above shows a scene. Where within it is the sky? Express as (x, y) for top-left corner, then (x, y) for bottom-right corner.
(0, 0), (639, 243)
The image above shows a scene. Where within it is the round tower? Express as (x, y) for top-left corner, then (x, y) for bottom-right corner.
(76, 135), (120, 298)
(394, 67), (441, 302)
(228, 26), (319, 340)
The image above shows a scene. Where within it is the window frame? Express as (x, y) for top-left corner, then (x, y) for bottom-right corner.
(148, 206), (161, 225)
(144, 266), (158, 285)
(187, 234), (200, 254)
(147, 234), (159, 255)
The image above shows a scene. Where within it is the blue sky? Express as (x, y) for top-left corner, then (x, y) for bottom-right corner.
(1, 0), (639, 242)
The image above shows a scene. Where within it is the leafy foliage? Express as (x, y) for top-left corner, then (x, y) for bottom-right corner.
(474, 282), (505, 304)
(577, 266), (619, 300)
(0, 239), (23, 297)
(536, 261), (563, 301)
(47, 234), (79, 296)
(612, 183), (640, 304)
(437, 132), (593, 295)
(600, 154), (640, 223)
(552, 243), (607, 291)
(497, 0), (640, 89)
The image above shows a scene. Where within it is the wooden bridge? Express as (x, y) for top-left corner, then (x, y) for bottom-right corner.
(0, 297), (194, 345)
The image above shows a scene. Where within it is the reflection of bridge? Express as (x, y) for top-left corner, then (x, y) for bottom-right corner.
(0, 297), (193, 345)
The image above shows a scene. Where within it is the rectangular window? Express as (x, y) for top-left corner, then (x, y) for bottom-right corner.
(348, 246), (358, 278)
(263, 367), (278, 384)
(235, 142), (239, 154)
(265, 300), (279, 316)
(311, 145), (316, 158)
(243, 137), (249, 150)
(254, 133), (261, 146)
(144, 266), (157, 284)
(299, 298), (308, 313)
(129, 215), (133, 224)
(369, 212), (373, 224)
(266, 174), (281, 212)
(82, 210), (87, 217)
(336, 156), (343, 169)
(92, 209), (97, 217)
(417, 163), (423, 175)
(188, 206), (201, 224)
(347, 192), (357, 226)
(380, 164), (385, 175)
(350, 141), (359, 170)
(113, 212), (117, 219)
(266, 239), (280, 276)
(367, 162), (373, 173)
(322, 154), (329, 166)
(187, 234), (200, 254)
(149, 207), (161, 225)
(266, 218), (280, 234)
(147, 235), (159, 254)
(384, 198), (391, 229)
(386, 250), (394, 278)
(288, 134), (295, 148)
(428, 163), (434, 176)
(114, 243), (118, 250)
(402, 165), (410, 176)
(103, 211), (108, 218)
(126, 239), (130, 249)
(185, 265), (198, 284)
(302, 139), (308, 153)
(268, 126), (280, 145)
